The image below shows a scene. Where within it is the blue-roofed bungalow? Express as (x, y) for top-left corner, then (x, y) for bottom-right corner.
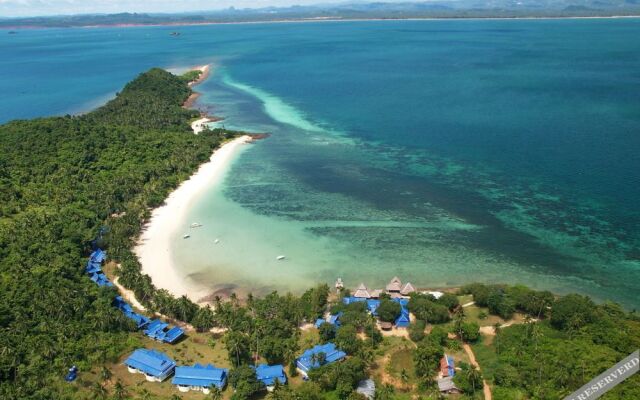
(90, 249), (107, 263)
(90, 272), (114, 287)
(314, 318), (326, 328)
(342, 296), (367, 305)
(126, 312), (150, 329)
(124, 349), (175, 382)
(162, 326), (184, 343)
(85, 260), (102, 274)
(395, 310), (410, 328)
(113, 296), (130, 312)
(392, 297), (409, 307)
(172, 364), (228, 394)
(366, 299), (380, 316)
(327, 312), (342, 327)
(391, 297), (410, 327)
(113, 296), (149, 328)
(255, 364), (287, 390)
(144, 319), (184, 343)
(144, 319), (167, 336)
(296, 343), (346, 377)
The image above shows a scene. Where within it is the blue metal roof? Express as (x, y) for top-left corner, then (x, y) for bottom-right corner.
(388, 298), (410, 327)
(255, 364), (286, 386)
(113, 296), (149, 328)
(392, 297), (409, 307)
(89, 272), (113, 287)
(124, 349), (175, 378)
(172, 364), (227, 388)
(163, 327), (184, 343)
(315, 318), (326, 328)
(90, 249), (107, 263)
(395, 310), (410, 327)
(296, 343), (346, 373)
(144, 319), (168, 336)
(328, 312), (342, 326)
(144, 320), (184, 343)
(85, 261), (102, 274)
(447, 356), (455, 377)
(126, 312), (150, 328)
(342, 296), (367, 305)
(366, 299), (380, 315)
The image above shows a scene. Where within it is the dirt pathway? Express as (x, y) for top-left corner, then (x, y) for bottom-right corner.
(113, 276), (147, 311)
(479, 318), (539, 336)
(462, 343), (492, 400)
(110, 270), (196, 332)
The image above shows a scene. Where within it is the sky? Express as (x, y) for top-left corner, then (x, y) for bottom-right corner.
(0, 0), (361, 18)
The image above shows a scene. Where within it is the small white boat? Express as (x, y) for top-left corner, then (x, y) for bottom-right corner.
(276, 255), (286, 261)
(183, 234), (190, 239)
(190, 222), (202, 228)
(214, 239), (220, 244)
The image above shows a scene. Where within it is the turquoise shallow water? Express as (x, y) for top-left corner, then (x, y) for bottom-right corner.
(1, 19), (639, 307)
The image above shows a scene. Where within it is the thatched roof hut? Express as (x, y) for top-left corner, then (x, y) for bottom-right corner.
(386, 276), (402, 293)
(353, 283), (371, 298)
(400, 282), (416, 295)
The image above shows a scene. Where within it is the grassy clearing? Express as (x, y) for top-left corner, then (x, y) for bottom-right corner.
(471, 335), (500, 381)
(457, 294), (473, 305)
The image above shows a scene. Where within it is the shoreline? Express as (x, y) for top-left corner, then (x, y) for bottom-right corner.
(183, 64), (210, 109)
(134, 135), (253, 303)
(184, 65), (225, 134)
(3, 15), (640, 30)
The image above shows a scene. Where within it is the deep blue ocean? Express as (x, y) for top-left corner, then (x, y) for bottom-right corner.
(1, 19), (639, 307)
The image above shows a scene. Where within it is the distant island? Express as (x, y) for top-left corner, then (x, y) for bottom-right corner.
(1, 1), (640, 29)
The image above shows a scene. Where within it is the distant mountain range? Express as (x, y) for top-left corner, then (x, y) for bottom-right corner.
(1, 1), (639, 28)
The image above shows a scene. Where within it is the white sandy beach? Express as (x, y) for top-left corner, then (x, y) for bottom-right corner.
(189, 64), (210, 87)
(134, 135), (252, 302)
(191, 117), (212, 134)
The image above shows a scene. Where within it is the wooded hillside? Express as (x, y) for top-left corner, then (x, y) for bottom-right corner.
(0, 68), (235, 399)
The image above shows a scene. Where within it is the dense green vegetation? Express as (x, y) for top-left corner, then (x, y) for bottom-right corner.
(461, 283), (554, 320)
(407, 292), (455, 324)
(461, 283), (640, 399)
(0, 68), (237, 399)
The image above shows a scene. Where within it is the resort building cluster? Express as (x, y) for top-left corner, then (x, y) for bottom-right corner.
(338, 277), (422, 329)
(87, 250), (458, 396)
(122, 342), (347, 393)
(85, 249), (113, 287)
(85, 249), (184, 343)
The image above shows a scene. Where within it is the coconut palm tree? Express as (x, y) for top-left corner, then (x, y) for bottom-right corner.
(453, 308), (465, 339)
(455, 365), (483, 394)
(316, 351), (327, 366)
(100, 366), (112, 383)
(113, 379), (127, 400)
(230, 292), (238, 307)
(91, 382), (107, 400)
(400, 368), (410, 390)
(493, 322), (502, 353)
(138, 388), (151, 400)
(209, 385), (222, 400)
